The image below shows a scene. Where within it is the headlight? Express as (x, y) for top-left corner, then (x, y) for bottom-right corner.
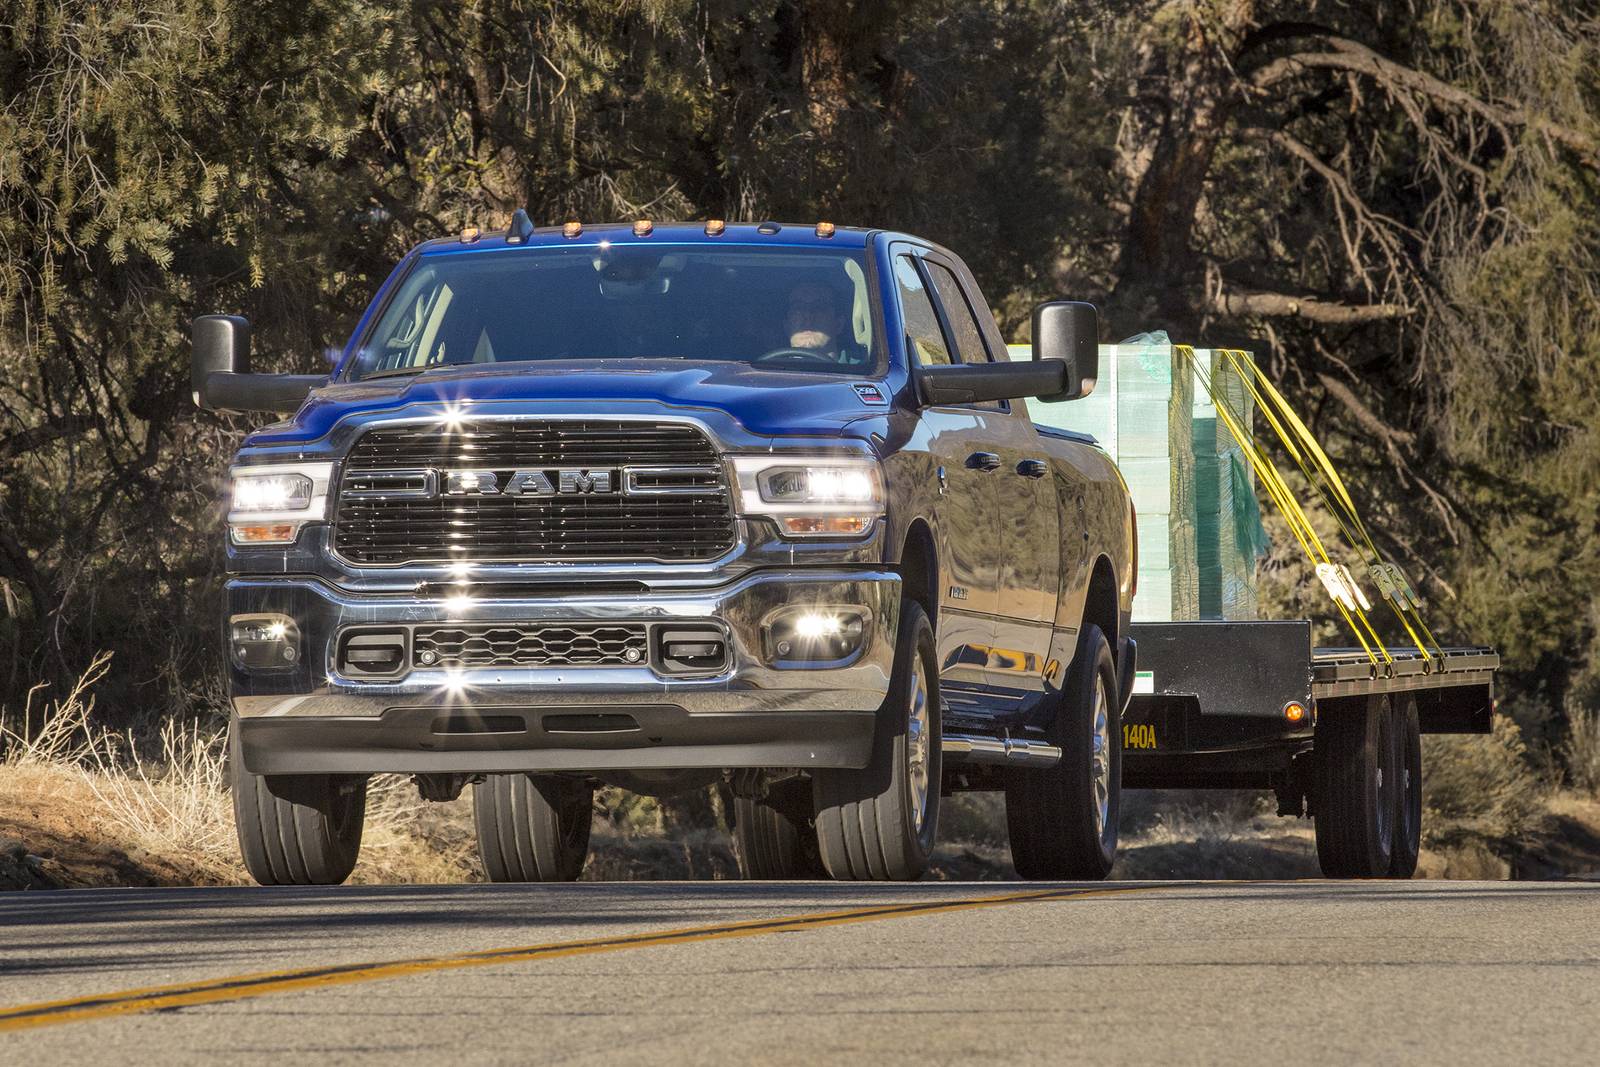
(233, 473), (313, 512)
(227, 462), (333, 545)
(730, 455), (884, 538)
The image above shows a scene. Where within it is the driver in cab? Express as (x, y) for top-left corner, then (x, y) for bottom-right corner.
(778, 280), (869, 367)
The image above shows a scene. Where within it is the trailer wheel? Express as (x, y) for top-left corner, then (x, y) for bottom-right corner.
(813, 600), (940, 881)
(231, 725), (365, 886)
(732, 793), (826, 879)
(474, 774), (594, 882)
(1314, 694), (1398, 878)
(1004, 624), (1121, 880)
(1388, 695), (1423, 878)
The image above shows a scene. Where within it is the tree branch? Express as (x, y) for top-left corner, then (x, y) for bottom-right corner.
(1314, 372), (1415, 445)
(1253, 35), (1599, 165)
(1211, 286), (1414, 324)
(0, 415), (95, 461)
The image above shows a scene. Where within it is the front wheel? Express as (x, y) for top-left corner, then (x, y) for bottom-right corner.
(812, 600), (940, 881)
(231, 724), (365, 886)
(474, 774), (594, 882)
(1004, 624), (1121, 880)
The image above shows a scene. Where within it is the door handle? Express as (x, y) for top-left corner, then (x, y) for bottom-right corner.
(1016, 458), (1049, 479)
(965, 451), (1002, 472)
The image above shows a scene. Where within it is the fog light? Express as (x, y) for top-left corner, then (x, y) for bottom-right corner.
(765, 607), (868, 665)
(230, 613), (301, 670)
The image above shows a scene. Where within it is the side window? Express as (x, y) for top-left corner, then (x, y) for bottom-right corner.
(893, 255), (952, 367)
(926, 262), (991, 365)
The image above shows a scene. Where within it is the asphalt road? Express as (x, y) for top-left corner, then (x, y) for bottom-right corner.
(1, 880), (1597, 1064)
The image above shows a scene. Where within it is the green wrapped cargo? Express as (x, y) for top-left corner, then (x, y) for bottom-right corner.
(1015, 340), (1265, 622)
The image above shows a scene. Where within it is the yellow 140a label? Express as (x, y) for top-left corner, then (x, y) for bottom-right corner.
(1123, 723), (1157, 750)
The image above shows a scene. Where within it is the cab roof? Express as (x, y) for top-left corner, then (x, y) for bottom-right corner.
(412, 221), (878, 256)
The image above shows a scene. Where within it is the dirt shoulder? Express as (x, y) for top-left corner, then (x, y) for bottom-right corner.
(5, 764), (1599, 890)
(0, 767), (237, 889)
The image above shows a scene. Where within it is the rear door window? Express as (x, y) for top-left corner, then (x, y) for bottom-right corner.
(925, 262), (992, 366)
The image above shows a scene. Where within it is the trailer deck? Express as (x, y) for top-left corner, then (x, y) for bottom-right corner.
(1120, 620), (1499, 792)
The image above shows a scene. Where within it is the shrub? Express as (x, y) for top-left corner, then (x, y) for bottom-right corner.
(1422, 717), (1546, 845)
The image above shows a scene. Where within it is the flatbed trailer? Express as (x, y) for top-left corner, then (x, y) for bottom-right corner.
(1121, 619), (1499, 876)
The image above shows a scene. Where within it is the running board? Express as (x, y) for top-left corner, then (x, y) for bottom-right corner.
(942, 734), (1062, 768)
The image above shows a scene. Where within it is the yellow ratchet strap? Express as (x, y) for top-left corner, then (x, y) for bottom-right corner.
(1218, 350), (1445, 666)
(1177, 345), (1395, 670)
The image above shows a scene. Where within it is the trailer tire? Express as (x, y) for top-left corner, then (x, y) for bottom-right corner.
(474, 774), (593, 882)
(1004, 624), (1121, 880)
(231, 725), (365, 886)
(1314, 694), (1398, 878)
(813, 601), (940, 881)
(732, 794), (826, 879)
(1388, 695), (1423, 879)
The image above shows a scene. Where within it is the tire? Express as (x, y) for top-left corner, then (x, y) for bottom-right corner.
(473, 774), (593, 882)
(1004, 624), (1121, 880)
(813, 600), (940, 881)
(230, 724), (365, 886)
(1388, 695), (1422, 879)
(1314, 693), (1398, 878)
(732, 793), (826, 879)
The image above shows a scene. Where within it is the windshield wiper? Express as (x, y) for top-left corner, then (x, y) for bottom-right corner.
(359, 366), (437, 380)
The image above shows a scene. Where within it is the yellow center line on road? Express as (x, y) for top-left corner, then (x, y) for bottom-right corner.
(0, 882), (1183, 1033)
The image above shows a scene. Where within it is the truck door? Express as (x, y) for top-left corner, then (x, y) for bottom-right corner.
(921, 257), (1061, 717)
(890, 251), (1000, 715)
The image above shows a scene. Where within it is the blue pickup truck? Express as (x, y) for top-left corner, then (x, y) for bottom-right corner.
(196, 216), (1142, 884)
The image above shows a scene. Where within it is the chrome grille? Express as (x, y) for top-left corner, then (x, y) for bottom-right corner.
(332, 420), (735, 565)
(413, 624), (648, 669)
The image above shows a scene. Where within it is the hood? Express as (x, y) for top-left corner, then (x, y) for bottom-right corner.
(245, 359), (897, 445)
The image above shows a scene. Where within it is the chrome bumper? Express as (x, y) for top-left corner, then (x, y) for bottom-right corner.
(225, 569), (899, 774)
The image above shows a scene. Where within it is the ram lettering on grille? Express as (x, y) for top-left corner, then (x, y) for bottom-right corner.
(333, 420), (735, 565)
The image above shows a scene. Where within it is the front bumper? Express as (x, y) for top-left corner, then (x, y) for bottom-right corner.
(227, 568), (899, 775)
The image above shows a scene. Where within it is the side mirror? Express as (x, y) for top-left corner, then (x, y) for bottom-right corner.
(1032, 301), (1099, 402)
(192, 314), (251, 404)
(191, 314), (327, 414)
(918, 359), (1068, 407)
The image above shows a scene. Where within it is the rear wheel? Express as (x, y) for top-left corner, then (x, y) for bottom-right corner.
(813, 600), (940, 881)
(1388, 695), (1423, 878)
(1314, 694), (1398, 878)
(732, 791), (826, 879)
(231, 725), (365, 886)
(1004, 624), (1121, 880)
(474, 774), (594, 882)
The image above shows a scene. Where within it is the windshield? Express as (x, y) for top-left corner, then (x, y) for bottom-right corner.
(346, 244), (879, 380)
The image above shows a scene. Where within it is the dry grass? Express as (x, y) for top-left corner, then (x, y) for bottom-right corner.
(1563, 704), (1600, 797)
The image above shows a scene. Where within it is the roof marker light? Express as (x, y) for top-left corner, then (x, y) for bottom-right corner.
(705, 219), (726, 237)
(757, 221), (780, 235)
(633, 219), (653, 237)
(460, 226), (480, 244)
(815, 221), (835, 238)
(562, 220), (582, 239)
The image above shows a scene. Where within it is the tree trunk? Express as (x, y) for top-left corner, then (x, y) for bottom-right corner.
(1109, 2), (1256, 336)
